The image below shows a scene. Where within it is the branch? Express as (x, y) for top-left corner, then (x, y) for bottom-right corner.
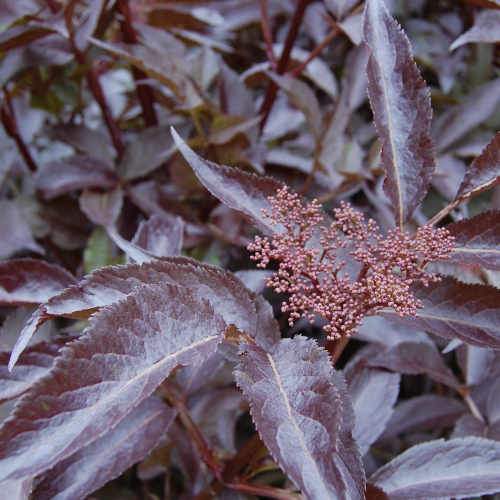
(259, 0), (312, 132)
(1, 89), (38, 172)
(116, 0), (158, 127)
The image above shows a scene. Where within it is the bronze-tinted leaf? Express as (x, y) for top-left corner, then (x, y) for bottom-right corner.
(235, 336), (365, 499)
(0, 284), (225, 482)
(0, 259), (75, 306)
(447, 211), (500, 270)
(33, 398), (176, 500)
(363, 0), (435, 227)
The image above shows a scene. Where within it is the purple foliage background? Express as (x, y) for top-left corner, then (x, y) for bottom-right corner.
(0, 0), (499, 498)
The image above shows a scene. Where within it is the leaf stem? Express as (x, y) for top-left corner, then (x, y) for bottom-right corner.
(259, 0), (312, 132)
(426, 198), (461, 227)
(117, 0), (158, 127)
(163, 384), (224, 481)
(0, 89), (38, 172)
(457, 386), (485, 423)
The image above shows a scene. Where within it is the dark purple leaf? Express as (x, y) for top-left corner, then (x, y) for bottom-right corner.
(450, 9), (500, 50)
(272, 44), (338, 98)
(79, 188), (123, 227)
(91, 39), (201, 106)
(189, 388), (245, 453)
(266, 73), (322, 138)
(370, 437), (500, 498)
(171, 127), (283, 235)
(318, 45), (369, 176)
(10, 257), (265, 368)
(457, 344), (496, 386)
(382, 278), (500, 349)
(235, 336), (365, 499)
(347, 366), (400, 454)
(447, 211), (500, 270)
(106, 226), (156, 265)
(234, 270), (273, 294)
(363, 0), (435, 227)
(487, 378), (500, 424)
(0, 340), (65, 402)
(50, 124), (114, 165)
(0, 259), (75, 306)
(380, 395), (465, 440)
(219, 62), (255, 118)
(35, 155), (117, 200)
(433, 80), (500, 152)
(357, 316), (432, 347)
(432, 154), (466, 200)
(0, 477), (32, 500)
(0, 200), (43, 259)
(452, 414), (487, 439)
(118, 125), (174, 180)
(324, 0), (359, 20)
(369, 341), (461, 388)
(0, 0), (40, 27)
(132, 214), (184, 257)
(455, 131), (500, 202)
(0, 284), (226, 482)
(33, 398), (176, 500)
(73, 0), (106, 53)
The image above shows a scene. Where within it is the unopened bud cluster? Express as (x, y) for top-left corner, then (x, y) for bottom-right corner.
(248, 187), (455, 339)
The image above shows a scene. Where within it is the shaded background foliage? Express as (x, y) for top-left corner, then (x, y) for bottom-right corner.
(0, 0), (499, 498)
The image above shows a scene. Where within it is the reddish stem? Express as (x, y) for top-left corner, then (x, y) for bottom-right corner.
(1, 90), (38, 172)
(225, 481), (300, 499)
(259, 0), (278, 70)
(289, 24), (340, 77)
(117, 0), (158, 127)
(85, 66), (125, 158)
(66, 7), (125, 159)
(259, 0), (312, 132)
(163, 385), (224, 481)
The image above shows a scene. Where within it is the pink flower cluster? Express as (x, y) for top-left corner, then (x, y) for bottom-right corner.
(248, 187), (455, 339)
